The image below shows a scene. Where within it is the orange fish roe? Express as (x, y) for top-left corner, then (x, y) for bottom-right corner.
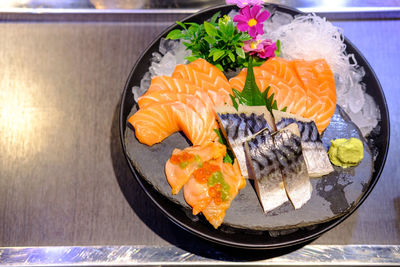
(170, 151), (195, 166)
(193, 161), (220, 183)
(209, 184), (223, 205)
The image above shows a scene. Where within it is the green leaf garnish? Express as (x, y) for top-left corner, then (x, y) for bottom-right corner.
(165, 29), (184, 40)
(230, 94), (239, 110)
(165, 12), (253, 71)
(275, 39), (281, 57)
(210, 11), (221, 23)
(176, 21), (187, 30)
(214, 129), (234, 164)
(230, 57), (282, 113)
(204, 21), (218, 37)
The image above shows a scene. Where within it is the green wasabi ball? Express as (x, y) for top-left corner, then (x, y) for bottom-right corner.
(328, 138), (364, 168)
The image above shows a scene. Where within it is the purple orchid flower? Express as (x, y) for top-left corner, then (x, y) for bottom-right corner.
(243, 36), (276, 58)
(226, 0), (264, 8)
(233, 5), (270, 38)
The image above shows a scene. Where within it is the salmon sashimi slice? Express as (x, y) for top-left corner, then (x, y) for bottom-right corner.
(260, 57), (305, 90)
(229, 57), (336, 133)
(229, 68), (307, 116)
(145, 76), (203, 95)
(183, 158), (223, 215)
(137, 91), (217, 129)
(128, 101), (216, 146)
(201, 160), (246, 229)
(292, 59), (336, 133)
(172, 60), (232, 94)
(165, 142), (226, 195)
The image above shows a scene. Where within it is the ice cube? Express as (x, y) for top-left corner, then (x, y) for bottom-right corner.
(346, 83), (365, 114)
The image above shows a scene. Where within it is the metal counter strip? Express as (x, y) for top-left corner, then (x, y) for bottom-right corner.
(1, 245), (400, 265)
(0, 7), (400, 20)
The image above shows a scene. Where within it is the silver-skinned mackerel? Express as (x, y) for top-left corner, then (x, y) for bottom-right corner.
(273, 110), (334, 177)
(215, 105), (275, 178)
(273, 123), (312, 209)
(244, 129), (289, 213)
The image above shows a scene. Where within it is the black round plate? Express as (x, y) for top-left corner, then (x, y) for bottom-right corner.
(119, 4), (390, 249)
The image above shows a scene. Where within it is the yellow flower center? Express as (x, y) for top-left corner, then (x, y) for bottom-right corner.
(250, 39), (261, 49)
(248, 18), (257, 27)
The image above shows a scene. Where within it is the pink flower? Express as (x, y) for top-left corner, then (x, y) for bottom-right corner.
(233, 5), (270, 38)
(243, 36), (276, 58)
(226, 0), (264, 8)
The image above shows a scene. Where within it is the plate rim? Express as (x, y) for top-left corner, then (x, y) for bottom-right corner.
(119, 3), (390, 249)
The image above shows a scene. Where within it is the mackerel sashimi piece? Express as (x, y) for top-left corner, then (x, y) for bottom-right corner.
(273, 110), (334, 177)
(274, 123), (312, 210)
(244, 129), (289, 213)
(128, 100), (216, 146)
(165, 142), (226, 195)
(214, 105), (275, 178)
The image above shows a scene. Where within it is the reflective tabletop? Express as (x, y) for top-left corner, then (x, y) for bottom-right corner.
(0, 1), (399, 265)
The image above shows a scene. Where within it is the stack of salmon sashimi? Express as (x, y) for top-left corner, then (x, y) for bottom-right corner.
(129, 58), (232, 146)
(229, 57), (336, 133)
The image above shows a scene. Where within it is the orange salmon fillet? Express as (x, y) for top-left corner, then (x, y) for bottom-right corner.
(165, 142), (226, 195)
(145, 76), (202, 95)
(128, 101), (216, 146)
(201, 160), (246, 229)
(229, 57), (336, 133)
(172, 59), (233, 94)
(292, 59), (336, 133)
(229, 67), (307, 116)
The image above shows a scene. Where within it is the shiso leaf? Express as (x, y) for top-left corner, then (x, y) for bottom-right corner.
(213, 129), (234, 164)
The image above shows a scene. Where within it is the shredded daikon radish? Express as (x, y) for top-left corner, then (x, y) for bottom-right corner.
(269, 13), (355, 80)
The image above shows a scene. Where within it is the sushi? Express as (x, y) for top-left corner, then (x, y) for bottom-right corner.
(214, 105), (276, 178)
(273, 110), (334, 177)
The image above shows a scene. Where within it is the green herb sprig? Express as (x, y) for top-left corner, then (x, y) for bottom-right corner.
(166, 13), (253, 71)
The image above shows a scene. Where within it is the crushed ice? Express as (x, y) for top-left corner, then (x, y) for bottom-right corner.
(132, 38), (190, 102)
